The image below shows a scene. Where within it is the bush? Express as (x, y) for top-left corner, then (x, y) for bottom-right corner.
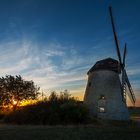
(60, 102), (89, 124)
(4, 92), (90, 125)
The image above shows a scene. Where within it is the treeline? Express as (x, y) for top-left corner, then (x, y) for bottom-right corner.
(4, 91), (90, 125)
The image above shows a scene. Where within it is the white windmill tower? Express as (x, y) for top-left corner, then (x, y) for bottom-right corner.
(84, 7), (136, 120)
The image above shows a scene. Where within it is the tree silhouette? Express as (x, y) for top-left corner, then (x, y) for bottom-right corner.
(0, 75), (40, 110)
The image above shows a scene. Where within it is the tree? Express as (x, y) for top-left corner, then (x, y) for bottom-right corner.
(0, 75), (40, 110)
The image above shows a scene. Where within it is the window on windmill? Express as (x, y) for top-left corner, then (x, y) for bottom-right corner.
(98, 95), (106, 113)
(99, 107), (105, 113)
(88, 82), (91, 87)
(100, 95), (105, 100)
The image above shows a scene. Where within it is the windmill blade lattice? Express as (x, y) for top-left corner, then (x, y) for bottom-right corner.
(122, 69), (127, 101)
(124, 70), (136, 105)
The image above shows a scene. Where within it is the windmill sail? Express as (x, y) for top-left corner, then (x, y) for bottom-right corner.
(109, 7), (136, 106)
(123, 43), (127, 66)
(124, 70), (136, 105)
(122, 69), (126, 101)
(109, 6), (122, 64)
(121, 44), (127, 101)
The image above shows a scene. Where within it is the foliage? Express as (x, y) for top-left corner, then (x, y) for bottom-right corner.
(4, 91), (90, 125)
(129, 107), (140, 116)
(60, 102), (89, 124)
(0, 75), (40, 109)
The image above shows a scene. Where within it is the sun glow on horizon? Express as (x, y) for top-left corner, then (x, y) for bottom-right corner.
(12, 99), (18, 105)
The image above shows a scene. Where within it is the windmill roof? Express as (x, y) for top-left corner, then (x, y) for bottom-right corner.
(87, 57), (121, 74)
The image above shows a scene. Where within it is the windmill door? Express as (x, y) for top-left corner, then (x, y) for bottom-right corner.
(97, 95), (106, 117)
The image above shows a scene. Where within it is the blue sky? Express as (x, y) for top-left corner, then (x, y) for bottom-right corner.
(0, 0), (140, 106)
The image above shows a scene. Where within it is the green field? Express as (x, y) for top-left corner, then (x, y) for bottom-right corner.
(0, 124), (140, 140)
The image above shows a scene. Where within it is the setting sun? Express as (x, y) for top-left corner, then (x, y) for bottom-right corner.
(12, 99), (18, 105)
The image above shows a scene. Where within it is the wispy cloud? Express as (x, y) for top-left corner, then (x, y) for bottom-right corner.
(127, 66), (140, 76)
(43, 42), (65, 57)
(0, 38), (139, 102)
(0, 39), (87, 94)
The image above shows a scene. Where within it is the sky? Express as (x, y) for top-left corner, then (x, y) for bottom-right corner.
(0, 0), (140, 106)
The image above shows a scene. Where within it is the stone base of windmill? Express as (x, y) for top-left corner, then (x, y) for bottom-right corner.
(84, 70), (129, 121)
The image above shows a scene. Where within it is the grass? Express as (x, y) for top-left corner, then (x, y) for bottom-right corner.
(0, 124), (140, 140)
(0, 107), (139, 140)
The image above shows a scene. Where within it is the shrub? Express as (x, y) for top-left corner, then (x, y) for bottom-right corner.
(4, 92), (90, 125)
(60, 102), (89, 124)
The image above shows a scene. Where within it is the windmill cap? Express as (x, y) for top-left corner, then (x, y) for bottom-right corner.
(87, 57), (121, 74)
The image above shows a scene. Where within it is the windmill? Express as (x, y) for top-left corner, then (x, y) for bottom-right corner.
(84, 7), (136, 120)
